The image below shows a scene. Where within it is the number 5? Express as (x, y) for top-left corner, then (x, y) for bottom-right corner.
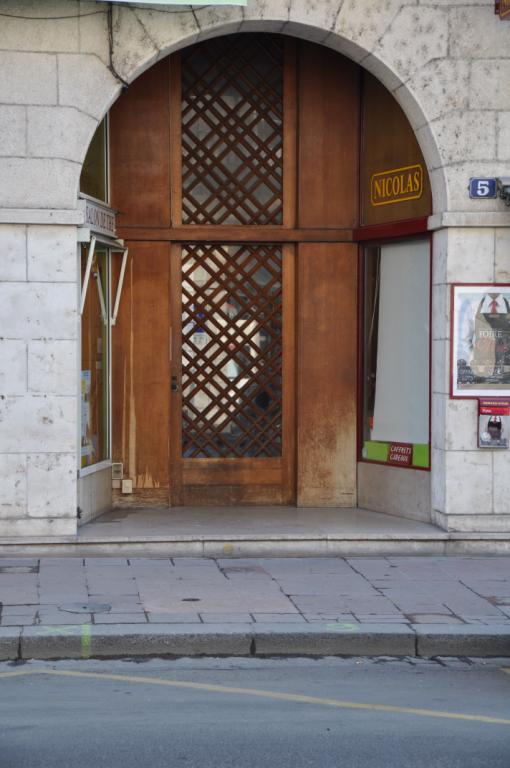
(477, 180), (490, 196)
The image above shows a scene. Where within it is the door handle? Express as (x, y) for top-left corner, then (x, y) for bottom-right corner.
(171, 375), (180, 392)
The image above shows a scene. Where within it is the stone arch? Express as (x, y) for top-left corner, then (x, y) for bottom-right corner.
(74, 7), (446, 215)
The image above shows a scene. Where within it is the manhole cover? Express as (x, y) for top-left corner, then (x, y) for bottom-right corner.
(59, 602), (111, 614)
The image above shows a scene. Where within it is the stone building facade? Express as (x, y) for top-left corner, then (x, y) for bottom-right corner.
(0, 0), (509, 539)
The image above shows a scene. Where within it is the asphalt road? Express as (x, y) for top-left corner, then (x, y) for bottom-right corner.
(1, 657), (509, 768)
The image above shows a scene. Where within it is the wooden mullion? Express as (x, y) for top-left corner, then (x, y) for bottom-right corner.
(282, 243), (296, 503)
(118, 227), (355, 243)
(283, 38), (298, 229)
(169, 53), (182, 227)
(169, 243), (183, 504)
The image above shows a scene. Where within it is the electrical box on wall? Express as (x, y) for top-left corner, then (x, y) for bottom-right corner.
(121, 479), (133, 494)
(112, 463), (123, 490)
(112, 463), (123, 480)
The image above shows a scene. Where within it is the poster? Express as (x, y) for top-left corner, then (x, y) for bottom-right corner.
(478, 398), (509, 449)
(81, 370), (93, 466)
(451, 284), (510, 397)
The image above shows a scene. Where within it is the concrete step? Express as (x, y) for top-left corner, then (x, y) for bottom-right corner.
(3, 507), (510, 556)
(1, 530), (510, 557)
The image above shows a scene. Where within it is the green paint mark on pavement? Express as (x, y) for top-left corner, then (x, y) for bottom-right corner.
(81, 624), (91, 659)
(32, 625), (81, 637)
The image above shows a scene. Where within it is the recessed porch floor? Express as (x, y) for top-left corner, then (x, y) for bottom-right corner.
(80, 506), (440, 541)
(70, 506), (510, 557)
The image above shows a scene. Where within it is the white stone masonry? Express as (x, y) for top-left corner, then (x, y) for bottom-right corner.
(0, 0), (509, 534)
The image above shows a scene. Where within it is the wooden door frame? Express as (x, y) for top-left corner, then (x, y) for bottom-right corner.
(168, 242), (296, 506)
(111, 36), (361, 508)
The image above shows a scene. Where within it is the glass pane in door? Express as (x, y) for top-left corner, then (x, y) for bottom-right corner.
(181, 243), (283, 458)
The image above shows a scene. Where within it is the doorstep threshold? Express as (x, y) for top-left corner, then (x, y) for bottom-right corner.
(1, 530), (510, 557)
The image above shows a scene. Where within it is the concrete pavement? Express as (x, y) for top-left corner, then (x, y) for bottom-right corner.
(1, 556), (510, 659)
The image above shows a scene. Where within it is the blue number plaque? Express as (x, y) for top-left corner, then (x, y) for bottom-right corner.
(469, 178), (497, 199)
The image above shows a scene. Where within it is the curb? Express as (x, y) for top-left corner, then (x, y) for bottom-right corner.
(1, 623), (509, 661)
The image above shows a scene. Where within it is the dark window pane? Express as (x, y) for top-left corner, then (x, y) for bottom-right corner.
(80, 118), (108, 202)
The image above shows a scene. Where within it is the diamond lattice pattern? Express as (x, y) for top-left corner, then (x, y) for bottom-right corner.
(181, 244), (283, 458)
(181, 35), (284, 225)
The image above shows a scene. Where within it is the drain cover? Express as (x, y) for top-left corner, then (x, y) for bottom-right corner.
(181, 598), (201, 602)
(59, 602), (111, 614)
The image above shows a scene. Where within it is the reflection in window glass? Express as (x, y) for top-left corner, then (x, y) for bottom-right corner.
(362, 239), (430, 468)
(81, 245), (109, 467)
(80, 118), (108, 203)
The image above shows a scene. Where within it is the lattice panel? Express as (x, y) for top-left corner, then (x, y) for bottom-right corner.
(181, 244), (283, 458)
(181, 35), (284, 225)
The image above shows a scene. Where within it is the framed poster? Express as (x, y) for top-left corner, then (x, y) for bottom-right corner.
(478, 398), (510, 449)
(451, 284), (510, 397)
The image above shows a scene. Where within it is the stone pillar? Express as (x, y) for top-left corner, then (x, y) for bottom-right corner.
(432, 223), (510, 532)
(0, 222), (78, 536)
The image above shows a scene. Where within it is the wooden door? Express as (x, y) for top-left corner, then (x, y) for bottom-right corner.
(169, 243), (295, 505)
(110, 36), (361, 508)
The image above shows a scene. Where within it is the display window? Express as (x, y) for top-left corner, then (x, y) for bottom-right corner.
(80, 243), (110, 469)
(361, 237), (430, 469)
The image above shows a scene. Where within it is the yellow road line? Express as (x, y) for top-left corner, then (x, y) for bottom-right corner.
(0, 669), (37, 679)
(1, 667), (509, 725)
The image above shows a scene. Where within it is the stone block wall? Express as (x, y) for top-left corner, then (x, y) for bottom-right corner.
(0, 0), (508, 535)
(432, 227), (510, 531)
(0, 225), (77, 535)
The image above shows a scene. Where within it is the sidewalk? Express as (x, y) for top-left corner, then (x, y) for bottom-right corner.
(1, 556), (510, 660)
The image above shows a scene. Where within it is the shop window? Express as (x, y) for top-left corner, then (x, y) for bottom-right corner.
(80, 243), (110, 468)
(80, 117), (108, 203)
(362, 239), (430, 468)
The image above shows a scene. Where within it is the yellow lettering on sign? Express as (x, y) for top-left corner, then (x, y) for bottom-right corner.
(370, 164), (424, 207)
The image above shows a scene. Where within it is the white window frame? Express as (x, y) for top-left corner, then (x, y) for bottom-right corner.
(80, 235), (96, 316)
(111, 247), (129, 326)
(78, 235), (129, 478)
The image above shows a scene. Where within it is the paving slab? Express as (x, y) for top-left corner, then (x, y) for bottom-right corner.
(1, 555), (510, 659)
(146, 612), (201, 623)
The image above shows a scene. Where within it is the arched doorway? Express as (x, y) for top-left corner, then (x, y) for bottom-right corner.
(79, 32), (432, 514)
